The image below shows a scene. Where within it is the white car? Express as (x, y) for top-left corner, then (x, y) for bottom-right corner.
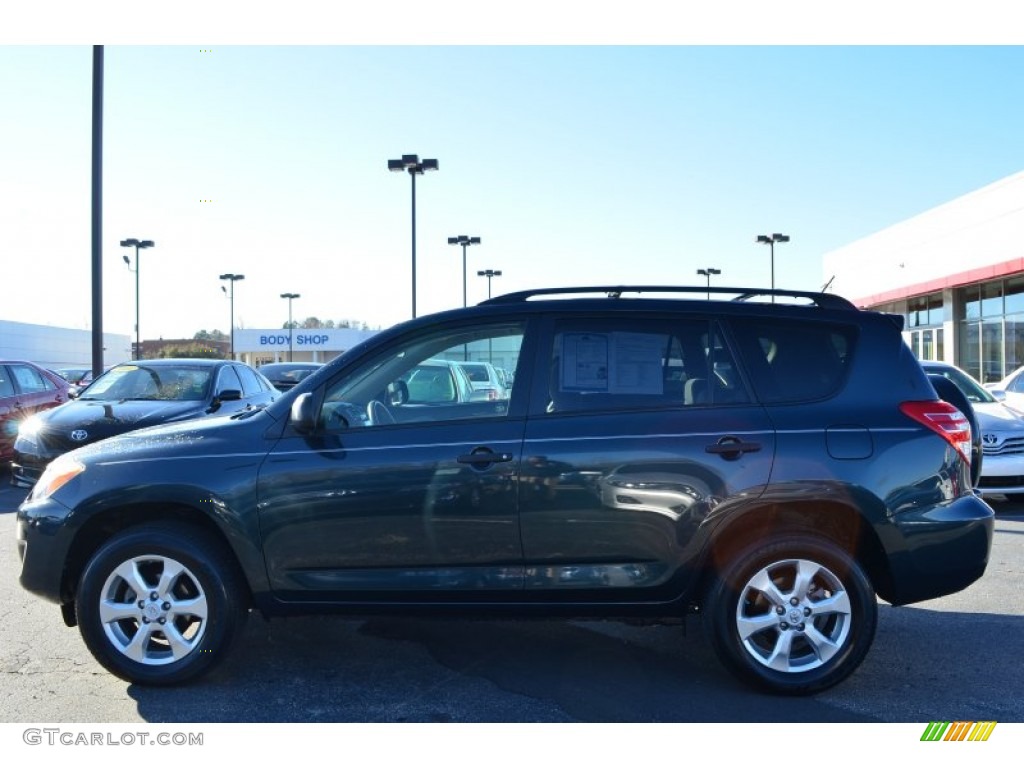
(985, 364), (1024, 409)
(925, 361), (1024, 500)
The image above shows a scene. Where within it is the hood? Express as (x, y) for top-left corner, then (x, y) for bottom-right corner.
(35, 398), (209, 447)
(973, 400), (1024, 433)
(64, 407), (274, 467)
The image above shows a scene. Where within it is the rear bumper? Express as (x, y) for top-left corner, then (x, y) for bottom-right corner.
(882, 493), (995, 606)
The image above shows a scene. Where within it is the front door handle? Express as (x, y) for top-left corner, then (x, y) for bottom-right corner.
(705, 437), (762, 460)
(457, 450), (514, 465)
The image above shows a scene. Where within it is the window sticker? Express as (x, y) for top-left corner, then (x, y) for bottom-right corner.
(560, 332), (665, 395)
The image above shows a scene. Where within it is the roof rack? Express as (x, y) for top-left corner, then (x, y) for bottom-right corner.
(481, 285), (857, 311)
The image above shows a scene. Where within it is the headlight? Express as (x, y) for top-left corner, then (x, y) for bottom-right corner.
(18, 414), (43, 438)
(30, 458), (85, 501)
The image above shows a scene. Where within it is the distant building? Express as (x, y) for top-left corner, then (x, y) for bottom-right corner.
(824, 170), (1024, 383)
(0, 320), (129, 368)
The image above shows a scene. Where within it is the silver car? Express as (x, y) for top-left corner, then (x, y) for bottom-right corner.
(924, 361), (1024, 500)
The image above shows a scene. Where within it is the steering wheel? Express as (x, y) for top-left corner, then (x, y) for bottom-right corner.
(366, 399), (396, 426)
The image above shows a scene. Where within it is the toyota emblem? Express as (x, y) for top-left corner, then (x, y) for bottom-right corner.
(982, 433), (999, 447)
(70, 429), (89, 442)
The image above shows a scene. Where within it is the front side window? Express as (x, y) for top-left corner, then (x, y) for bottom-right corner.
(215, 366), (243, 395)
(234, 364), (263, 395)
(10, 364), (46, 394)
(319, 321), (526, 429)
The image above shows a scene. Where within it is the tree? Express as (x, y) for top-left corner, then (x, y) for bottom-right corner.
(193, 330), (228, 341)
(155, 342), (225, 359)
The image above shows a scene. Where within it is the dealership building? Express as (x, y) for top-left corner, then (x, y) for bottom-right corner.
(823, 169), (1024, 384)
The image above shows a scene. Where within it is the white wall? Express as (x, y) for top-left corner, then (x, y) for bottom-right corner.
(823, 170), (1024, 304)
(0, 320), (131, 368)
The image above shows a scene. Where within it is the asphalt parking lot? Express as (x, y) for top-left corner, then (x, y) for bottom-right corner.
(1, 465), (1022, 723)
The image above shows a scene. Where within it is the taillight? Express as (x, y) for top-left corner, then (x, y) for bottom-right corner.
(899, 400), (972, 463)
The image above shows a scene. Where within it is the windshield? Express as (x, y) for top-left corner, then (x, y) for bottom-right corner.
(80, 364), (212, 402)
(926, 365), (996, 404)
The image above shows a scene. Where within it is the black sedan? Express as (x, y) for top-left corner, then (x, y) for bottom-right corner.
(257, 362), (323, 392)
(10, 359), (276, 487)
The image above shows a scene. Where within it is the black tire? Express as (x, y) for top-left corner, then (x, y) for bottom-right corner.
(703, 534), (877, 695)
(75, 523), (248, 686)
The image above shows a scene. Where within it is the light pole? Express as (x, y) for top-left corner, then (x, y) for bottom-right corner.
(120, 238), (154, 360)
(477, 269), (502, 299)
(448, 235), (481, 307)
(388, 154), (439, 319)
(219, 273), (245, 359)
(697, 267), (721, 300)
(756, 233), (790, 301)
(280, 292), (300, 362)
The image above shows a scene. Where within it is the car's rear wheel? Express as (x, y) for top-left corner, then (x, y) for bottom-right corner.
(75, 523), (247, 686)
(704, 534), (877, 695)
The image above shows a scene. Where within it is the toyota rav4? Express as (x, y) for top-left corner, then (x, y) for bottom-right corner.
(15, 286), (994, 695)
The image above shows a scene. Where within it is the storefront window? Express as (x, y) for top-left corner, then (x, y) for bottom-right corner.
(981, 283), (1003, 319)
(1005, 277), (1024, 316)
(1004, 315), (1024, 379)
(963, 285), (981, 321)
(959, 320), (981, 381)
(981, 319), (1003, 383)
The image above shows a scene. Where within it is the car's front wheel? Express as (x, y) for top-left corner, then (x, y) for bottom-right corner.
(75, 523), (248, 685)
(703, 534), (877, 695)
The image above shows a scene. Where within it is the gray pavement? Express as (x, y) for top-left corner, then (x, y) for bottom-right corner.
(1, 466), (1021, 723)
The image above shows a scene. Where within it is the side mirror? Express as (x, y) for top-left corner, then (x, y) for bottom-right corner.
(290, 392), (316, 434)
(215, 389), (243, 402)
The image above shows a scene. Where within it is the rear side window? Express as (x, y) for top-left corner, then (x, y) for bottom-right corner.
(546, 316), (749, 414)
(728, 317), (856, 403)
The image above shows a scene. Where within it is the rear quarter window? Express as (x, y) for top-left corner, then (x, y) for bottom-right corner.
(728, 317), (857, 403)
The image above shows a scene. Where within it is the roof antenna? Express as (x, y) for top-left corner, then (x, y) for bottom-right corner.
(821, 275), (835, 292)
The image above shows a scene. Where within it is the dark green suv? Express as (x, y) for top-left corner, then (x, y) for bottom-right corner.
(15, 286), (994, 695)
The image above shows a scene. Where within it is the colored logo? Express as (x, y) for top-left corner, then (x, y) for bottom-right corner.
(921, 721), (997, 741)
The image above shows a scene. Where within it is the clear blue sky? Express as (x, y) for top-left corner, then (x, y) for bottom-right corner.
(3, 15), (1023, 342)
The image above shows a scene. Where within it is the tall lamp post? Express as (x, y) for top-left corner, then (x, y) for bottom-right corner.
(448, 235), (481, 307)
(756, 233), (790, 301)
(280, 292), (300, 362)
(120, 238), (154, 360)
(388, 154), (439, 319)
(696, 267), (721, 300)
(219, 273), (245, 359)
(477, 269), (502, 299)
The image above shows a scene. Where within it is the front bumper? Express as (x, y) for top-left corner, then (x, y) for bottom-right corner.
(10, 461), (41, 489)
(16, 495), (76, 604)
(976, 452), (1024, 496)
